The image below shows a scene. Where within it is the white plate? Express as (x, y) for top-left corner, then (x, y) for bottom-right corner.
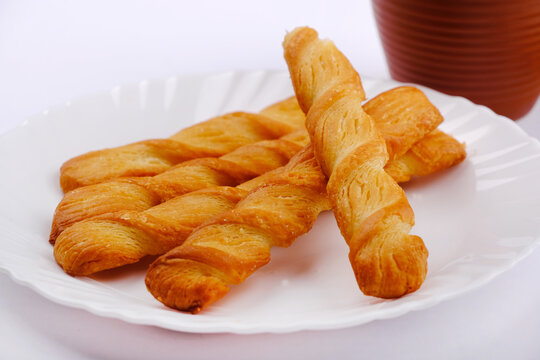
(1, 70), (540, 334)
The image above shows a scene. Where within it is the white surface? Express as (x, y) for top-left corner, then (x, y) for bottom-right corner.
(1, 0), (539, 358)
(3, 72), (539, 335)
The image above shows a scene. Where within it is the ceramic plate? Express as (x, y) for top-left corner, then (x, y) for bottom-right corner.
(1, 70), (539, 334)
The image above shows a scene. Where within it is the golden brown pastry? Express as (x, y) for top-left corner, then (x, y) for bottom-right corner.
(283, 26), (430, 298)
(145, 145), (328, 313)
(53, 86), (464, 277)
(385, 129), (466, 183)
(362, 86), (447, 162)
(59, 97), (305, 192)
(54, 186), (248, 276)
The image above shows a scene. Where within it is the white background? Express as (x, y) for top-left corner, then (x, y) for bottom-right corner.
(1, 1), (539, 359)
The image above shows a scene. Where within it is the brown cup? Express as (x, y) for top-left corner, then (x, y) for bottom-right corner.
(372, 0), (540, 119)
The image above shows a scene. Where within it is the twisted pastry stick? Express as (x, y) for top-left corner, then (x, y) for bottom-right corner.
(50, 129), (308, 243)
(50, 86), (445, 243)
(283, 26), (430, 298)
(59, 97), (305, 192)
(145, 145), (329, 313)
(54, 186), (248, 276)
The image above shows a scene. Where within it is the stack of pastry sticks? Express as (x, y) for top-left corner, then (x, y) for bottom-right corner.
(50, 26), (466, 313)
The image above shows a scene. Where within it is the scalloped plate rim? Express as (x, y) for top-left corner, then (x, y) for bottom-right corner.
(0, 70), (539, 334)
